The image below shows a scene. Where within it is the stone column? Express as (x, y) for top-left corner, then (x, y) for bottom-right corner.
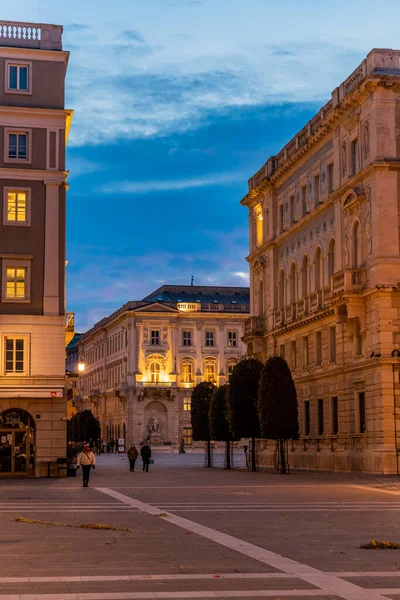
(136, 322), (144, 376)
(127, 317), (137, 384)
(43, 181), (61, 315)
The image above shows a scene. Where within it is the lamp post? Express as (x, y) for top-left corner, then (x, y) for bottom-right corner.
(77, 360), (85, 373)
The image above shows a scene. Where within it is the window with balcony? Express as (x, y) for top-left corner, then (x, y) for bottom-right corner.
(227, 331), (237, 347)
(302, 255), (309, 298)
(151, 330), (160, 345)
(317, 398), (324, 435)
(289, 263), (296, 304)
(314, 247), (322, 291)
(204, 359), (216, 383)
(183, 330), (192, 346)
(182, 362), (193, 384)
(149, 361), (161, 382)
(205, 331), (214, 347)
(329, 326), (336, 363)
(331, 396), (339, 435)
(304, 400), (311, 435)
(315, 331), (322, 366)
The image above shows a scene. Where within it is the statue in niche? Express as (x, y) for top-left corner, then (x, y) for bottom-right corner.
(148, 411), (161, 434)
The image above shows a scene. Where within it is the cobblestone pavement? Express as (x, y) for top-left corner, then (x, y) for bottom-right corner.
(2, 452), (400, 599)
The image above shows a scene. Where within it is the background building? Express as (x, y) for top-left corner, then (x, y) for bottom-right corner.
(78, 285), (249, 449)
(0, 21), (72, 476)
(242, 48), (400, 474)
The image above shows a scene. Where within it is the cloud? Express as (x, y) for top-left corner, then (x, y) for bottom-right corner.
(120, 29), (146, 43)
(98, 171), (245, 194)
(64, 23), (91, 33)
(66, 156), (103, 178)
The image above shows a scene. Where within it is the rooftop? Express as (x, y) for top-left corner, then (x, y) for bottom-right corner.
(244, 48), (400, 197)
(0, 20), (63, 51)
(143, 285), (250, 306)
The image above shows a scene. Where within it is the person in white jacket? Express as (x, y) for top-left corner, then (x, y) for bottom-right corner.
(77, 443), (96, 487)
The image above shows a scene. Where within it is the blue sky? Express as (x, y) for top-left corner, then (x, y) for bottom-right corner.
(8, 0), (400, 330)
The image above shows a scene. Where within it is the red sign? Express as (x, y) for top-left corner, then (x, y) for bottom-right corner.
(51, 391), (63, 398)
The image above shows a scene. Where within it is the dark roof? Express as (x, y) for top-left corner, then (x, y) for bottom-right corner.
(142, 285), (250, 306)
(372, 67), (400, 77)
(66, 333), (82, 351)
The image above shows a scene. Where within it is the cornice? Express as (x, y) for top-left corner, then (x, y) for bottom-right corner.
(0, 46), (69, 64)
(0, 168), (67, 182)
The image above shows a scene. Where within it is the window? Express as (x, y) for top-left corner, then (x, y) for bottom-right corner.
(314, 174), (320, 207)
(4, 337), (25, 374)
(183, 396), (191, 411)
(352, 222), (361, 268)
(183, 427), (193, 446)
(279, 270), (285, 310)
(149, 361), (161, 382)
(256, 208), (263, 246)
(7, 63), (30, 92)
(205, 331), (214, 347)
(183, 330), (192, 346)
(302, 255), (309, 298)
(6, 267), (26, 300)
(304, 401), (311, 436)
(289, 195), (295, 225)
(351, 139), (358, 176)
(4, 189), (30, 226)
(303, 336), (309, 368)
(327, 163), (334, 193)
(227, 331), (237, 347)
(317, 398), (324, 435)
(151, 330), (160, 346)
(204, 360), (216, 382)
(182, 362), (193, 383)
(301, 185), (307, 216)
(314, 247), (322, 291)
(329, 326), (336, 363)
(227, 362), (236, 378)
(291, 340), (297, 370)
(7, 132), (28, 160)
(279, 204), (284, 233)
(279, 344), (285, 359)
(358, 392), (366, 433)
(331, 397), (338, 435)
(327, 239), (335, 279)
(315, 331), (322, 366)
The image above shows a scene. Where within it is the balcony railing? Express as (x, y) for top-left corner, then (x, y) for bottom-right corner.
(285, 302), (296, 323)
(143, 381), (171, 388)
(273, 309), (283, 328)
(0, 21), (63, 50)
(244, 316), (266, 336)
(309, 291), (322, 313)
(322, 284), (332, 304)
(297, 297), (308, 318)
(332, 269), (365, 295)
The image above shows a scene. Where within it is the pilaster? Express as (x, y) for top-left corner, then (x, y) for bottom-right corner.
(43, 181), (61, 315)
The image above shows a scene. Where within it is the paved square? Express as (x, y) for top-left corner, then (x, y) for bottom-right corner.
(2, 452), (400, 599)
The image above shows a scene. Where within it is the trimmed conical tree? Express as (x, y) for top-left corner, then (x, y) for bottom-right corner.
(209, 384), (234, 469)
(228, 358), (263, 471)
(258, 355), (299, 474)
(191, 381), (215, 467)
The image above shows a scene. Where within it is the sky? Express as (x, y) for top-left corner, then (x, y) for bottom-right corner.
(6, 0), (400, 330)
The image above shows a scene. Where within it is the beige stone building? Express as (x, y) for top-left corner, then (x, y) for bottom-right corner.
(0, 21), (72, 476)
(242, 48), (400, 474)
(78, 285), (249, 449)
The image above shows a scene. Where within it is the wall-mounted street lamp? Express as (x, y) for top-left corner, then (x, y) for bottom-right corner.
(77, 360), (85, 373)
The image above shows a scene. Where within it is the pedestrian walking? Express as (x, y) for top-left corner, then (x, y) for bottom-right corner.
(77, 443), (96, 487)
(140, 442), (151, 472)
(115, 439), (119, 454)
(179, 438), (185, 454)
(127, 444), (138, 471)
(110, 438), (115, 454)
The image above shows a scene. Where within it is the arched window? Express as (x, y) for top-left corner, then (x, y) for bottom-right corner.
(227, 360), (237, 379)
(302, 255), (309, 298)
(204, 358), (217, 383)
(279, 270), (285, 310)
(258, 280), (264, 316)
(353, 222), (361, 268)
(290, 263), (296, 304)
(328, 238), (336, 279)
(314, 247), (322, 291)
(256, 207), (263, 247)
(181, 358), (194, 384)
(149, 361), (161, 382)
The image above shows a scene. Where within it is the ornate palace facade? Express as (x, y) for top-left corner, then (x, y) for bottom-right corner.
(78, 285), (249, 448)
(242, 48), (400, 473)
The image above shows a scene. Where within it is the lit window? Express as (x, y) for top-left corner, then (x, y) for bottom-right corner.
(204, 361), (216, 382)
(227, 362), (236, 378)
(8, 132), (28, 160)
(149, 361), (161, 382)
(6, 268), (26, 299)
(182, 363), (193, 383)
(183, 396), (191, 411)
(9, 64), (29, 91)
(205, 331), (214, 347)
(183, 427), (192, 445)
(227, 331), (237, 347)
(183, 331), (192, 346)
(5, 337), (25, 374)
(7, 191), (27, 223)
(151, 330), (160, 345)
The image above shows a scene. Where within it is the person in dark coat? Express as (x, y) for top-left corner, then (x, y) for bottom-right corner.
(140, 442), (151, 472)
(127, 444), (139, 471)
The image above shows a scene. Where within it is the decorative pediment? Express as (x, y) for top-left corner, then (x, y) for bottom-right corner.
(133, 302), (178, 313)
(253, 256), (266, 270)
(343, 186), (366, 209)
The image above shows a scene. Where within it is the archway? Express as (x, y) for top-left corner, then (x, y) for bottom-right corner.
(0, 409), (35, 476)
(143, 401), (168, 446)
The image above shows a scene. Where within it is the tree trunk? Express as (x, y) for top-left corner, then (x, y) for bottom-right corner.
(251, 436), (257, 472)
(225, 440), (231, 470)
(279, 439), (287, 474)
(207, 439), (212, 468)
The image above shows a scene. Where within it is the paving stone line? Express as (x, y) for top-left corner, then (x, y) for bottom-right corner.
(0, 591), (335, 599)
(97, 487), (390, 600)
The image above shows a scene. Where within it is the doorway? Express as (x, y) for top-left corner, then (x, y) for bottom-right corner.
(0, 409), (35, 476)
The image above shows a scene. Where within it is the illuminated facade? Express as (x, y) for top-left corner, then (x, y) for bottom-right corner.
(78, 285), (249, 448)
(242, 49), (400, 473)
(0, 21), (72, 476)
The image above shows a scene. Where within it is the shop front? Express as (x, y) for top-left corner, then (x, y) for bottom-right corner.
(0, 409), (35, 476)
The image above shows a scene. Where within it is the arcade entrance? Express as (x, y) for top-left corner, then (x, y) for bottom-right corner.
(0, 409), (35, 475)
